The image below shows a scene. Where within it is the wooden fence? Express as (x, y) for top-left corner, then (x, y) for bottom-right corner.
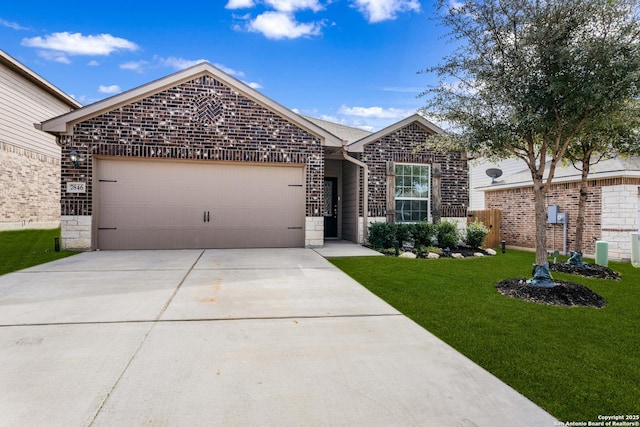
(467, 209), (502, 249)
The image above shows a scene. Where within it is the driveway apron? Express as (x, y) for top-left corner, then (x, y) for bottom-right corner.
(0, 248), (557, 426)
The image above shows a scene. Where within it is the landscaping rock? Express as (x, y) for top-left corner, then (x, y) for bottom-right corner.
(496, 278), (606, 308)
(486, 249), (497, 256)
(451, 253), (464, 259)
(427, 252), (440, 259)
(399, 252), (417, 259)
(474, 252), (484, 257)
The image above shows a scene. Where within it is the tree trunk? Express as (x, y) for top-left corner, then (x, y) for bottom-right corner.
(533, 179), (548, 265)
(574, 153), (592, 253)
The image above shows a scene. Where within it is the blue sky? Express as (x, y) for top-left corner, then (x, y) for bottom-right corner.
(1, 0), (452, 131)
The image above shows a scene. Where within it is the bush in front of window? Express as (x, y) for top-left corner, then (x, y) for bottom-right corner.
(465, 220), (489, 249)
(395, 223), (413, 246)
(368, 222), (397, 249)
(412, 222), (437, 247)
(436, 220), (461, 249)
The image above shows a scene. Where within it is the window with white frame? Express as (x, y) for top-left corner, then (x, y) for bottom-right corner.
(394, 163), (430, 223)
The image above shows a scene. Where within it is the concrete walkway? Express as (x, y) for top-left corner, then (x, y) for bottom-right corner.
(0, 248), (557, 426)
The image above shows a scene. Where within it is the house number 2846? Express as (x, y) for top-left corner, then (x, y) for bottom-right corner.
(67, 182), (86, 193)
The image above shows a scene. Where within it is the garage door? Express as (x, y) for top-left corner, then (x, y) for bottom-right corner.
(95, 159), (305, 250)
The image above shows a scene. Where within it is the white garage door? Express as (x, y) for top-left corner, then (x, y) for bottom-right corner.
(95, 159), (305, 250)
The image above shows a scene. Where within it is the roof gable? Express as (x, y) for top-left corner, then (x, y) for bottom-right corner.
(346, 114), (444, 153)
(38, 62), (342, 147)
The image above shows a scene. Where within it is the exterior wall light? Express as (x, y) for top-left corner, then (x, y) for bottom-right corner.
(70, 150), (80, 168)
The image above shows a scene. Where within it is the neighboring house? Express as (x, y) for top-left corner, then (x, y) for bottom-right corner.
(0, 49), (81, 230)
(480, 157), (640, 260)
(468, 157), (527, 210)
(38, 62), (468, 250)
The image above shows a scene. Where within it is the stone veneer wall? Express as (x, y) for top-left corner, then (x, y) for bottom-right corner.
(0, 141), (60, 230)
(486, 178), (640, 259)
(601, 184), (640, 260)
(305, 217), (324, 247)
(58, 75), (325, 248)
(60, 215), (92, 249)
(362, 122), (468, 218)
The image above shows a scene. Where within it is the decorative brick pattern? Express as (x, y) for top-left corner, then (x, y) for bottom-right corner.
(59, 75), (324, 217)
(485, 178), (640, 258)
(0, 141), (60, 229)
(362, 122), (468, 218)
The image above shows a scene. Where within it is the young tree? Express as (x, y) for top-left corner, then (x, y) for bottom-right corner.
(565, 103), (640, 257)
(421, 0), (640, 285)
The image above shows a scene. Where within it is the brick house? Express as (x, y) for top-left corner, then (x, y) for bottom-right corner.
(481, 157), (640, 260)
(0, 49), (81, 230)
(38, 62), (468, 250)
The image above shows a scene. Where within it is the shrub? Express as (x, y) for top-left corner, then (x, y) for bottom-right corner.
(466, 220), (489, 248)
(395, 223), (413, 245)
(368, 222), (397, 249)
(412, 222), (436, 247)
(435, 220), (461, 249)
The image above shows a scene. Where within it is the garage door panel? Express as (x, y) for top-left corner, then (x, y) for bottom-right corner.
(96, 160), (305, 249)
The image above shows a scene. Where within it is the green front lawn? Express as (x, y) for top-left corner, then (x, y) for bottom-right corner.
(0, 228), (77, 275)
(330, 251), (640, 422)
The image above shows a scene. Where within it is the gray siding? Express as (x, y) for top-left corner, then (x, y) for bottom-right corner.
(0, 64), (73, 158)
(341, 161), (359, 242)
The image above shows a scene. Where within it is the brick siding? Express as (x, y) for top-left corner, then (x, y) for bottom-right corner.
(362, 122), (468, 217)
(486, 178), (640, 256)
(59, 75), (324, 217)
(0, 141), (60, 228)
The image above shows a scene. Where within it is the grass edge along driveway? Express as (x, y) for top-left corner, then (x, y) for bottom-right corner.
(0, 228), (77, 275)
(330, 251), (640, 423)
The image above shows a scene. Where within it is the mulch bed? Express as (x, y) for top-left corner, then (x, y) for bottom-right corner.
(496, 278), (606, 308)
(548, 262), (621, 280)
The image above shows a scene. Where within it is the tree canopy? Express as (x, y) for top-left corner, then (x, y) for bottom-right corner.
(421, 0), (640, 267)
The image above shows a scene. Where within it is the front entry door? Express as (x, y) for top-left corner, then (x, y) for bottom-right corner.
(324, 177), (338, 238)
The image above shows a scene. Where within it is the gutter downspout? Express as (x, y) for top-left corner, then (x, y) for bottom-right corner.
(342, 149), (369, 244)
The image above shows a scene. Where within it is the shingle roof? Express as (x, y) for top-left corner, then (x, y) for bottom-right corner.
(481, 156), (640, 190)
(302, 116), (373, 144)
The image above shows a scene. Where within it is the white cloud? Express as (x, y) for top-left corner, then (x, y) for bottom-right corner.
(318, 114), (376, 131)
(21, 32), (138, 58)
(158, 56), (208, 70)
(0, 18), (29, 30)
(213, 63), (245, 77)
(338, 104), (413, 119)
(448, 0), (465, 11)
(265, 0), (324, 13)
(120, 60), (149, 73)
(87, 60), (100, 66)
(248, 11), (323, 39)
(244, 81), (263, 89)
(226, 0), (255, 8)
(351, 0), (420, 23)
(98, 85), (122, 94)
(37, 50), (72, 64)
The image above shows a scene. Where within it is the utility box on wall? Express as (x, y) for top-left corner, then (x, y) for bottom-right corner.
(548, 205), (559, 224)
(556, 212), (567, 224)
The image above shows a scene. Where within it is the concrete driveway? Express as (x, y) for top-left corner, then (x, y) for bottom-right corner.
(0, 248), (557, 426)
